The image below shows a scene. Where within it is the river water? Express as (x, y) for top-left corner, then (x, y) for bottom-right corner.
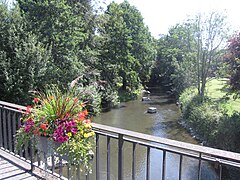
(92, 87), (218, 180)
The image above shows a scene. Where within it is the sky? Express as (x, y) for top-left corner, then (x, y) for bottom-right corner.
(6, 0), (240, 38)
(104, 0), (240, 37)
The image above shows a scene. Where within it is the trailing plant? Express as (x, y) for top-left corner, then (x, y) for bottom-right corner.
(16, 86), (95, 172)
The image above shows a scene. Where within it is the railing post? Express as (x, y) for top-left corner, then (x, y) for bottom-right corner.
(30, 139), (34, 172)
(219, 163), (222, 180)
(107, 136), (111, 180)
(0, 108), (3, 147)
(7, 110), (13, 152)
(179, 155), (183, 180)
(162, 150), (166, 180)
(77, 166), (81, 180)
(118, 134), (124, 180)
(146, 146), (150, 180)
(96, 134), (99, 180)
(198, 153), (202, 180)
(12, 112), (17, 151)
(3, 109), (8, 149)
(132, 143), (136, 180)
(67, 160), (71, 180)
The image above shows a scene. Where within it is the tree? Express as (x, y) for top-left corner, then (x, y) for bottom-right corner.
(195, 12), (228, 97)
(17, 0), (97, 87)
(152, 11), (228, 97)
(226, 33), (240, 97)
(152, 23), (198, 95)
(98, 1), (155, 93)
(0, 4), (50, 104)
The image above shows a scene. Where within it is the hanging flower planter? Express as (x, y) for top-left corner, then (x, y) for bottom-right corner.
(16, 86), (95, 173)
(36, 136), (55, 156)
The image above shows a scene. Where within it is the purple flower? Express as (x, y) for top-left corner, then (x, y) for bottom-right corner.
(71, 128), (77, 134)
(62, 118), (68, 121)
(57, 136), (65, 143)
(69, 120), (76, 126)
(57, 136), (68, 143)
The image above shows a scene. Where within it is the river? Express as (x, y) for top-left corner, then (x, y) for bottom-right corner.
(91, 87), (218, 180)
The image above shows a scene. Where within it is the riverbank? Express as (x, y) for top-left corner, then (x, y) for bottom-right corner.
(180, 78), (240, 150)
(179, 78), (240, 178)
(94, 86), (218, 179)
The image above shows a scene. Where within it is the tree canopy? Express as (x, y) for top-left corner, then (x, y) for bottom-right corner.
(226, 33), (240, 97)
(98, 1), (156, 93)
(152, 11), (228, 97)
(0, 0), (156, 108)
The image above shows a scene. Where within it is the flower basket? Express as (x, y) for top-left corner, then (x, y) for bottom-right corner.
(16, 86), (95, 172)
(36, 136), (55, 155)
(36, 136), (67, 158)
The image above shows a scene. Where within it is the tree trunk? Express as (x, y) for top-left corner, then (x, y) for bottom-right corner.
(122, 75), (127, 91)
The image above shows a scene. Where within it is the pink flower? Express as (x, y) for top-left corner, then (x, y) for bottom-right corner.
(71, 128), (77, 134)
(78, 112), (85, 121)
(33, 98), (40, 103)
(25, 106), (32, 114)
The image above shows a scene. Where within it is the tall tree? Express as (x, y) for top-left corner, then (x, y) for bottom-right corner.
(152, 23), (197, 95)
(153, 11), (228, 97)
(98, 1), (155, 92)
(17, 0), (97, 87)
(195, 12), (228, 97)
(226, 33), (240, 97)
(0, 4), (50, 104)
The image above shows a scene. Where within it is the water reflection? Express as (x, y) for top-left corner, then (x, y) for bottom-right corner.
(92, 87), (218, 179)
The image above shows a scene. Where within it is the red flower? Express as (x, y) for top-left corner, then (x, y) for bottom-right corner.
(85, 119), (91, 124)
(83, 110), (88, 116)
(73, 98), (78, 102)
(33, 98), (40, 103)
(25, 106), (32, 114)
(78, 112), (85, 121)
(40, 123), (47, 130)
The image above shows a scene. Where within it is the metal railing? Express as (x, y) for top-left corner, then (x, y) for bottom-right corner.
(0, 100), (240, 179)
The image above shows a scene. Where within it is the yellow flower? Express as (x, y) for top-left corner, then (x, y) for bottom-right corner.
(83, 131), (95, 138)
(80, 130), (84, 135)
(84, 133), (90, 138)
(90, 131), (95, 136)
(84, 123), (92, 129)
(67, 132), (72, 137)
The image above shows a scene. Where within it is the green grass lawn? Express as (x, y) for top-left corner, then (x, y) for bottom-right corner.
(205, 78), (240, 114)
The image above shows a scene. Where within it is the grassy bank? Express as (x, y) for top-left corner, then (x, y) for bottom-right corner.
(205, 78), (240, 114)
(179, 78), (240, 153)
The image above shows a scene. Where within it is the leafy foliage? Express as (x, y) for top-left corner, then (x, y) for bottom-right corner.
(98, 1), (155, 95)
(226, 33), (240, 97)
(180, 81), (240, 153)
(152, 12), (228, 97)
(16, 86), (95, 172)
(151, 23), (198, 96)
(1, 0), (156, 107)
(17, 0), (94, 87)
(0, 4), (51, 104)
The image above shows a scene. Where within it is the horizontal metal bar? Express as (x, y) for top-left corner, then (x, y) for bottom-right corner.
(97, 133), (240, 168)
(93, 130), (118, 139)
(0, 101), (26, 112)
(2, 100), (240, 165)
(93, 123), (240, 163)
(1, 100), (240, 179)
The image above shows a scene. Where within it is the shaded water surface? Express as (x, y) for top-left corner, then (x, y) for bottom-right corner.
(91, 87), (218, 180)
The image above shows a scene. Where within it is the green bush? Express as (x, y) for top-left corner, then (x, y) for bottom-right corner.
(180, 87), (240, 152)
(187, 102), (222, 145)
(216, 112), (240, 152)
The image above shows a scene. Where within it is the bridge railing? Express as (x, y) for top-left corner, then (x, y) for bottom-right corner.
(0, 100), (240, 179)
